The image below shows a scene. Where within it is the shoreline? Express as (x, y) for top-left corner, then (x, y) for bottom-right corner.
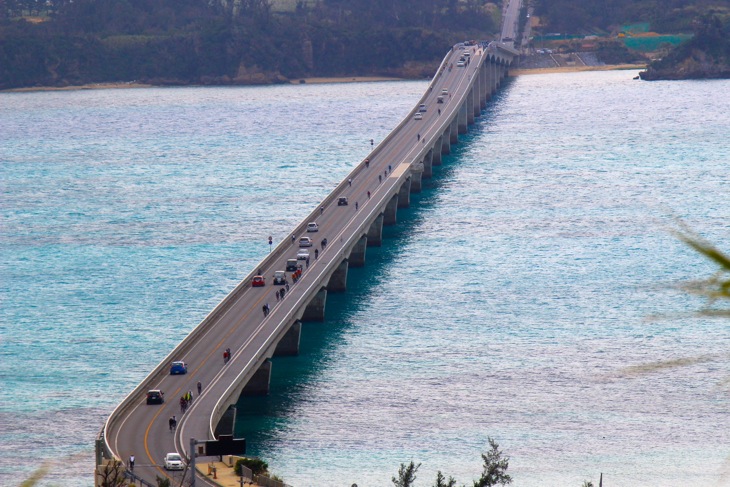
(2, 65), (647, 93)
(510, 63), (646, 76)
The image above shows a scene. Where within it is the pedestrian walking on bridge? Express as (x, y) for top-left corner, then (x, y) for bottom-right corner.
(197, 381), (202, 395)
(129, 455), (135, 471)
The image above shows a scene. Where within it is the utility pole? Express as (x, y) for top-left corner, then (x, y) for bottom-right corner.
(189, 438), (197, 487)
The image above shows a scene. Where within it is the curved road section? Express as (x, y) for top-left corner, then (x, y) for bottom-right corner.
(102, 42), (515, 486)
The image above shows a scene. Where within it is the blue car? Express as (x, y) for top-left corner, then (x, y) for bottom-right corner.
(170, 361), (188, 375)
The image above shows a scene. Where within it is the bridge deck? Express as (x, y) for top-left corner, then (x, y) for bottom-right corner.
(103, 42), (514, 486)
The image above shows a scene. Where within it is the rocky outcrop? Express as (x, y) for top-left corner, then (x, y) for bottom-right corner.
(640, 48), (730, 80)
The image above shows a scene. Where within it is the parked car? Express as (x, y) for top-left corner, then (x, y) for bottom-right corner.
(164, 453), (184, 471)
(251, 275), (265, 287)
(286, 259), (298, 272)
(170, 361), (187, 375)
(299, 237), (313, 247)
(414, 112), (423, 120)
(307, 222), (319, 232)
(273, 271), (287, 285)
(338, 197), (348, 206)
(297, 249), (310, 260)
(146, 390), (164, 405)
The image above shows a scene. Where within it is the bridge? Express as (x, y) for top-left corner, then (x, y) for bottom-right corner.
(98, 38), (517, 487)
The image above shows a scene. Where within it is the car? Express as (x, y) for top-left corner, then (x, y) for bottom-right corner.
(299, 237), (312, 247)
(414, 112), (423, 120)
(307, 222), (319, 232)
(297, 249), (310, 260)
(273, 271), (287, 285)
(463, 52), (470, 57)
(170, 361), (187, 375)
(418, 104), (427, 112)
(251, 275), (265, 287)
(286, 259), (298, 272)
(457, 61), (465, 67)
(436, 96), (444, 104)
(146, 390), (164, 405)
(338, 197), (348, 206)
(441, 88), (448, 95)
(164, 453), (184, 471)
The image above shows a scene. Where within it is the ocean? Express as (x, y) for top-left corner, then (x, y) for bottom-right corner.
(1, 71), (728, 487)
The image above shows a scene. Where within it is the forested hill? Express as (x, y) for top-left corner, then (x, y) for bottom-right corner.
(640, 13), (730, 79)
(535, 0), (730, 34)
(0, 0), (500, 89)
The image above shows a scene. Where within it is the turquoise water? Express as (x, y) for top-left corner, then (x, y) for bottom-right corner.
(1, 72), (729, 486)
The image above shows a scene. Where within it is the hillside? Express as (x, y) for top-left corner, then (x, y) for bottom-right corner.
(640, 13), (730, 79)
(0, 0), (500, 89)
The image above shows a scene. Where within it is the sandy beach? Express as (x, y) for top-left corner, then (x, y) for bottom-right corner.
(5, 82), (152, 93)
(509, 63), (646, 76)
(291, 76), (403, 84)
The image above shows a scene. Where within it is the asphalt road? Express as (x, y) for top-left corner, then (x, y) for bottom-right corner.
(106, 44), (486, 486)
(501, 0), (523, 46)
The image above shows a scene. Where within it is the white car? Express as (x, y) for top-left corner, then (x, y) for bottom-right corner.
(164, 453), (184, 470)
(414, 112), (423, 120)
(299, 236), (312, 247)
(457, 61), (465, 67)
(307, 222), (318, 232)
(441, 88), (448, 95)
(297, 249), (310, 260)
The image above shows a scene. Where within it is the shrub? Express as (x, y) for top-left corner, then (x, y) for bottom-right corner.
(234, 457), (268, 476)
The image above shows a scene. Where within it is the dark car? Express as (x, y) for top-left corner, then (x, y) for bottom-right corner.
(338, 197), (348, 206)
(286, 259), (298, 272)
(146, 390), (164, 405)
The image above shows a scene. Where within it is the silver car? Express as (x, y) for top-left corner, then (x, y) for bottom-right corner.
(164, 453), (184, 470)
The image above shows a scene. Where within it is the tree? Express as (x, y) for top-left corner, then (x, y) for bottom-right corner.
(582, 482), (594, 487)
(393, 461), (421, 487)
(473, 437), (512, 487)
(434, 470), (457, 487)
(95, 460), (127, 487)
(155, 476), (171, 487)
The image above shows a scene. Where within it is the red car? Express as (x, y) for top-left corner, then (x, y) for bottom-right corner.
(252, 275), (265, 287)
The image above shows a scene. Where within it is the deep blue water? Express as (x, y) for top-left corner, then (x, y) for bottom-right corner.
(1, 72), (729, 487)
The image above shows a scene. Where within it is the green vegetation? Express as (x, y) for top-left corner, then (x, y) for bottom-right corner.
(534, 0), (730, 34)
(673, 227), (730, 312)
(391, 438), (512, 487)
(235, 456), (269, 476)
(640, 13), (730, 79)
(0, 0), (499, 89)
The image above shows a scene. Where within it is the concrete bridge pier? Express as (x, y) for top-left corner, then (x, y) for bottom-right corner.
(348, 235), (367, 267)
(302, 286), (327, 321)
(467, 88), (476, 124)
(441, 129), (451, 155)
(384, 194), (398, 225)
(398, 177), (411, 208)
(241, 359), (272, 396)
(273, 320), (302, 356)
(328, 260), (349, 291)
(366, 213), (384, 246)
(458, 102), (468, 134)
(450, 117), (459, 144)
(432, 137), (443, 166)
(491, 62), (499, 93)
(481, 63), (489, 107)
(423, 152), (433, 178)
(472, 82), (481, 118)
(410, 165), (423, 193)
